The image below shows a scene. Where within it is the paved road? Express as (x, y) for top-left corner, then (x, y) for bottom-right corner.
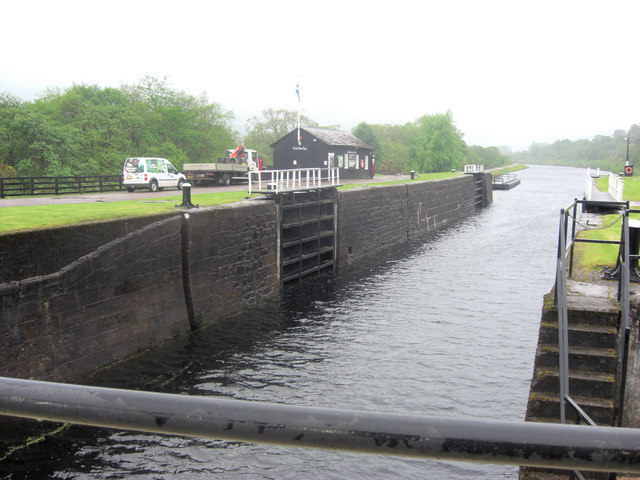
(0, 176), (399, 207)
(0, 184), (248, 207)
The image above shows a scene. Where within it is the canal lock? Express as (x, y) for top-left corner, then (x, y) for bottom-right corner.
(276, 188), (337, 285)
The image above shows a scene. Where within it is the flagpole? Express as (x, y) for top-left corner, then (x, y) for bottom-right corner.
(296, 78), (301, 146)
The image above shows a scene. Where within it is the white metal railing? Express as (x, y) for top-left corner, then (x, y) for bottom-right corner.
(584, 171), (595, 200)
(248, 168), (340, 194)
(492, 173), (517, 184)
(464, 164), (484, 173)
(586, 167), (601, 178)
(609, 173), (624, 202)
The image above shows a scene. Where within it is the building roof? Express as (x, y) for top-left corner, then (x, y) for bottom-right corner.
(273, 127), (373, 150)
(304, 128), (373, 149)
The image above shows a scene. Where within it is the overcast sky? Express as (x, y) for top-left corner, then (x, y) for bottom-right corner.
(2, 0), (639, 151)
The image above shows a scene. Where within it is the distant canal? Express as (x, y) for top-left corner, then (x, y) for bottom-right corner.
(1, 165), (588, 479)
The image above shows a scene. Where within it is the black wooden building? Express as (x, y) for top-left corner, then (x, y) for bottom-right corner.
(271, 127), (375, 179)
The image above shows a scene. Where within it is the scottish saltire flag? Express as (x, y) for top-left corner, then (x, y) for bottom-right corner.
(296, 82), (300, 102)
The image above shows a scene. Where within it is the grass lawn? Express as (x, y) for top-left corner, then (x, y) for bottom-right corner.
(491, 164), (528, 176)
(624, 176), (640, 200)
(572, 214), (623, 280)
(595, 174), (640, 201)
(573, 175), (640, 279)
(0, 191), (254, 234)
(337, 171), (460, 190)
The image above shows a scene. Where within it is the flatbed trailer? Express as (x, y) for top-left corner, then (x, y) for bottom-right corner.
(183, 162), (249, 186)
(183, 148), (260, 186)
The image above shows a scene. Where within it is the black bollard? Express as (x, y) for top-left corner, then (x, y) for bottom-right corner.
(175, 183), (199, 209)
(410, 171), (415, 180)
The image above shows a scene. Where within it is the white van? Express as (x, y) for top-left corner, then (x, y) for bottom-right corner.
(122, 157), (186, 192)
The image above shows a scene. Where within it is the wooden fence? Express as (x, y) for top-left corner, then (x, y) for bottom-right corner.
(0, 175), (123, 198)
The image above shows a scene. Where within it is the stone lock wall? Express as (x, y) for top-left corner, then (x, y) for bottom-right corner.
(406, 175), (476, 237)
(336, 175), (478, 269)
(0, 215), (170, 284)
(0, 174), (488, 381)
(0, 199), (280, 382)
(0, 216), (188, 382)
(336, 184), (409, 269)
(185, 200), (279, 324)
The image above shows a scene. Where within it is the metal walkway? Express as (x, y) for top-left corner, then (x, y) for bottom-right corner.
(583, 169), (624, 212)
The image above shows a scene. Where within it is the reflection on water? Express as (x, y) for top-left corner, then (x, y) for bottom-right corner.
(0, 165), (588, 479)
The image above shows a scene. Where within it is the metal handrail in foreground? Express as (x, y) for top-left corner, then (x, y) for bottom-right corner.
(1, 377), (639, 473)
(248, 167), (340, 194)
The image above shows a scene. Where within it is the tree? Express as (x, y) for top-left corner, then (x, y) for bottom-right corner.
(368, 123), (416, 174)
(120, 75), (176, 108)
(512, 127), (637, 173)
(352, 122), (381, 153)
(32, 84), (135, 174)
(9, 111), (81, 176)
(0, 92), (23, 175)
(120, 77), (236, 168)
(0, 77), (238, 176)
(410, 111), (466, 173)
(466, 145), (510, 169)
(0, 81), (522, 179)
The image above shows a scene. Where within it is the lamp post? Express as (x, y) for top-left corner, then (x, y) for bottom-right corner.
(624, 137), (634, 177)
(626, 136), (630, 165)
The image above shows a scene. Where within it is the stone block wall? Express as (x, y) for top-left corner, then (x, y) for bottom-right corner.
(186, 199), (279, 325)
(0, 216), (187, 382)
(336, 175), (481, 270)
(0, 215), (171, 283)
(336, 184), (409, 269)
(406, 176), (475, 238)
(0, 200), (280, 382)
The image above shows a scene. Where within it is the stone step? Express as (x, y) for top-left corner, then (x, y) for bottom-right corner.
(525, 392), (614, 426)
(520, 465), (611, 480)
(541, 289), (620, 329)
(567, 308), (619, 328)
(542, 305), (619, 329)
(534, 345), (617, 374)
(538, 322), (618, 349)
(521, 418), (615, 479)
(529, 368), (615, 399)
(523, 415), (561, 424)
(523, 286), (620, 479)
(520, 467), (570, 479)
